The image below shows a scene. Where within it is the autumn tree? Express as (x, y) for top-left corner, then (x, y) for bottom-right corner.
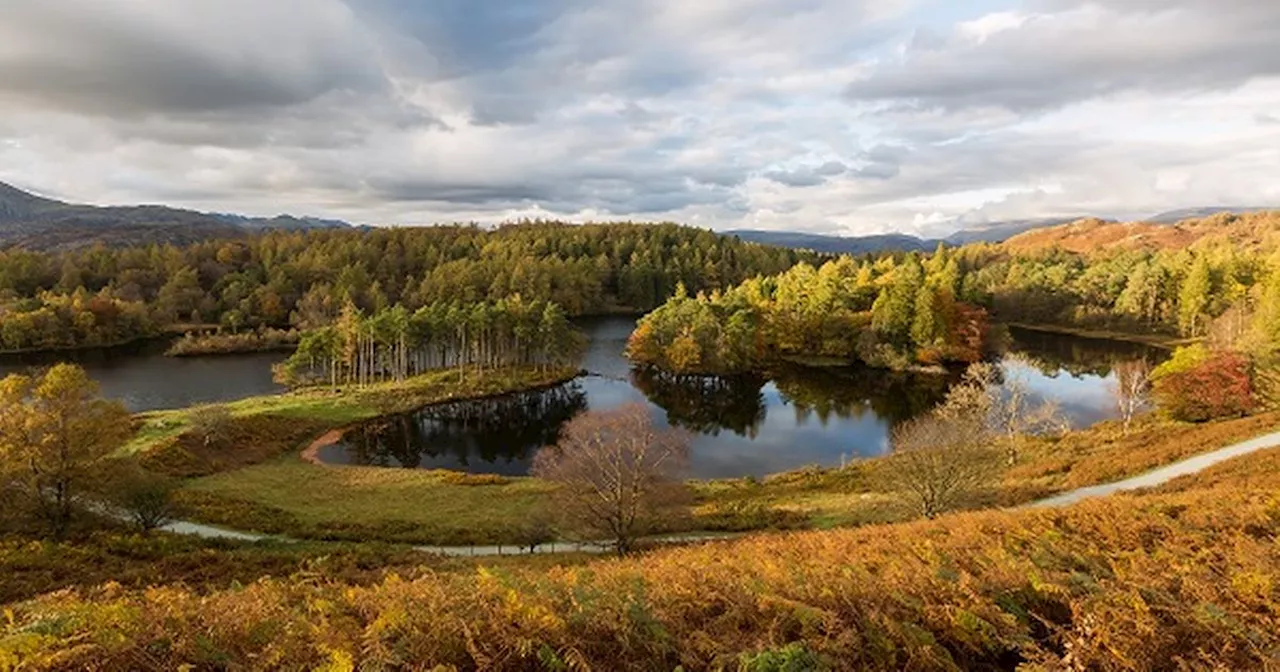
(0, 364), (132, 537)
(1112, 359), (1152, 434)
(881, 413), (1001, 519)
(532, 404), (691, 554)
(1153, 349), (1256, 422)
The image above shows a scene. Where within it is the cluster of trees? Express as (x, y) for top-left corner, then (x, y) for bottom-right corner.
(627, 250), (990, 374)
(0, 222), (808, 352)
(0, 290), (154, 352)
(274, 297), (581, 387)
(961, 239), (1280, 343)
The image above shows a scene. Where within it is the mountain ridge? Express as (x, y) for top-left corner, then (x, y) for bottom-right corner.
(0, 181), (350, 251)
(731, 207), (1279, 254)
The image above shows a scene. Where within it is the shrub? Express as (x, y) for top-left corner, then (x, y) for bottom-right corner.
(186, 404), (234, 447)
(1153, 350), (1256, 422)
(111, 467), (181, 533)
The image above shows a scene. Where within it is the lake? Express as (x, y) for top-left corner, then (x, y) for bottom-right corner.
(318, 317), (1168, 479)
(0, 340), (287, 413)
(0, 319), (1166, 478)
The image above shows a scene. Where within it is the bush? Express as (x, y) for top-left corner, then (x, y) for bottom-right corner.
(112, 469), (181, 533)
(1153, 350), (1256, 422)
(186, 405), (234, 447)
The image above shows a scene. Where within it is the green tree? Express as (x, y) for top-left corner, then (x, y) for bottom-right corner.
(1178, 257), (1213, 336)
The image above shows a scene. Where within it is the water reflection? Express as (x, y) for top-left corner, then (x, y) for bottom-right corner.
(630, 369), (768, 437)
(323, 318), (1171, 479)
(322, 383), (588, 475)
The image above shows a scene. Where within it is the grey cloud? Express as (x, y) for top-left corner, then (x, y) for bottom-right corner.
(847, 1), (1280, 112)
(0, 2), (390, 116)
(1259, 113), (1280, 125)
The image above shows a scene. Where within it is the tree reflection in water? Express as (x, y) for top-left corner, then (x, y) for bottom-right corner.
(324, 319), (1172, 478)
(1005, 327), (1165, 378)
(340, 382), (588, 474)
(629, 368), (768, 437)
(770, 365), (956, 429)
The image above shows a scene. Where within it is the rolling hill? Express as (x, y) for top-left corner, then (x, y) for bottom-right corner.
(0, 181), (349, 251)
(731, 207), (1280, 255)
(1002, 210), (1280, 254)
(728, 216), (1083, 254)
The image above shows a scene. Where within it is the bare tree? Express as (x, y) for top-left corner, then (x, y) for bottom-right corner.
(883, 414), (1002, 519)
(532, 404), (691, 555)
(940, 358), (1065, 466)
(1112, 359), (1152, 434)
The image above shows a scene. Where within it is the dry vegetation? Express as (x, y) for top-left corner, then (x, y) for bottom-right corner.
(3, 445), (1278, 670)
(1001, 210), (1280, 254)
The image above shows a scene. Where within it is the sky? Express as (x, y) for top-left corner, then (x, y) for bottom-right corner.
(0, 0), (1277, 237)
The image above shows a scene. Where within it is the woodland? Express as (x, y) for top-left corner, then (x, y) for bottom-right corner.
(3, 211), (1280, 670)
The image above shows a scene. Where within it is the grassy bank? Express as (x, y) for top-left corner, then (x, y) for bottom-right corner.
(164, 328), (300, 357)
(179, 464), (558, 545)
(7, 444), (1279, 670)
(123, 365), (580, 462)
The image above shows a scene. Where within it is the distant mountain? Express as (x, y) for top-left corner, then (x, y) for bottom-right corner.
(0, 181), (351, 251)
(1145, 206), (1278, 224)
(726, 229), (933, 255)
(728, 217), (1085, 255)
(940, 217), (1083, 245)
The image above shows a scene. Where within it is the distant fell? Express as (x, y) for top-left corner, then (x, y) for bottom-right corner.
(0, 181), (350, 251)
(1145, 206), (1278, 224)
(728, 216), (1083, 255)
(1003, 210), (1280, 254)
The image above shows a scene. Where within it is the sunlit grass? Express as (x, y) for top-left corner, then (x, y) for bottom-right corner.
(181, 458), (556, 545)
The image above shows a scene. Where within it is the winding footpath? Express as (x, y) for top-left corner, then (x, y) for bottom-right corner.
(157, 429), (1280, 556)
(1027, 428), (1280, 508)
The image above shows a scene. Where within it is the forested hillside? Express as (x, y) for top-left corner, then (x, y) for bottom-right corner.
(0, 222), (807, 352)
(630, 211), (1280, 374)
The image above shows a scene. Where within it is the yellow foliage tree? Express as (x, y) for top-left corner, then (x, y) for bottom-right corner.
(0, 364), (131, 537)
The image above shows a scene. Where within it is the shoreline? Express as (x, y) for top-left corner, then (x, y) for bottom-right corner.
(1002, 322), (1194, 349)
(295, 370), (586, 466)
(300, 429), (344, 465)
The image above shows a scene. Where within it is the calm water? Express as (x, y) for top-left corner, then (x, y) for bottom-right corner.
(319, 317), (1168, 479)
(0, 340), (287, 412)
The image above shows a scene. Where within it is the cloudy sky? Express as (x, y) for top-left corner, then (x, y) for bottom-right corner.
(1, 0), (1277, 237)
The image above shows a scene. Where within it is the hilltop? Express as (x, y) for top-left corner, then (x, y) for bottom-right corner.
(0, 181), (349, 251)
(1002, 210), (1280, 254)
(731, 207), (1280, 255)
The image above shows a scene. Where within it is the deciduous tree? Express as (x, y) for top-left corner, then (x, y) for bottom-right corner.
(0, 364), (131, 537)
(532, 404), (691, 554)
(1112, 359), (1152, 434)
(881, 413), (1001, 519)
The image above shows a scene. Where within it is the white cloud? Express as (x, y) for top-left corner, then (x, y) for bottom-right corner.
(0, 0), (1277, 236)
